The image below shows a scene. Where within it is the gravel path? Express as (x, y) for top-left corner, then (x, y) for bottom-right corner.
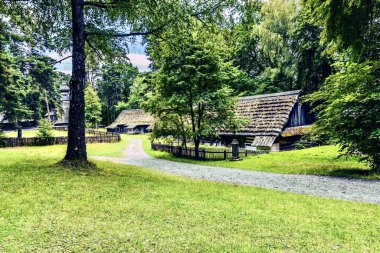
(91, 138), (380, 205)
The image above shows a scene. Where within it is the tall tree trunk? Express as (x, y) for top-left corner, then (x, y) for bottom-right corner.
(65, 0), (87, 161)
(194, 138), (200, 159)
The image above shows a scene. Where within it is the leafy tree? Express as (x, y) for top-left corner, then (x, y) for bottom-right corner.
(227, 0), (331, 95)
(124, 75), (152, 109)
(97, 63), (139, 125)
(303, 0), (379, 61)
(37, 118), (54, 138)
(19, 53), (61, 122)
(145, 22), (243, 157)
(306, 61), (380, 170)
(84, 84), (102, 128)
(0, 18), (29, 138)
(292, 11), (332, 94)
(245, 0), (299, 93)
(304, 0), (380, 170)
(114, 75), (152, 116)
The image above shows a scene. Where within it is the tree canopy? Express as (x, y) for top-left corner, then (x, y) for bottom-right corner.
(304, 0), (380, 170)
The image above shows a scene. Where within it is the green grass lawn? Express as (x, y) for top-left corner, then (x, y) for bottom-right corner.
(0, 144), (379, 251)
(3, 129), (68, 138)
(2, 129), (107, 138)
(87, 134), (129, 157)
(136, 135), (379, 180)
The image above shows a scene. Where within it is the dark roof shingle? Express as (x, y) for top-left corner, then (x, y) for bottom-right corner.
(107, 109), (154, 129)
(221, 90), (301, 137)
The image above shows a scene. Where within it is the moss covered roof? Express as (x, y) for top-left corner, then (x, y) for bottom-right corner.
(107, 109), (154, 129)
(220, 90), (302, 141)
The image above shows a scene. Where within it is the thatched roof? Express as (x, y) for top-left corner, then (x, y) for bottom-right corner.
(107, 109), (154, 129)
(220, 90), (303, 146)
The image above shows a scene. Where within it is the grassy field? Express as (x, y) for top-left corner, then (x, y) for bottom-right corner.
(0, 143), (379, 251)
(2, 128), (108, 138)
(87, 134), (129, 157)
(135, 135), (379, 180)
(3, 129), (68, 138)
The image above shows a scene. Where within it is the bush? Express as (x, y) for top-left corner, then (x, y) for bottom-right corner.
(37, 119), (54, 138)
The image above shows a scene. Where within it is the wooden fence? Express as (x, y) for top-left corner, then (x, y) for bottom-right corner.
(151, 143), (269, 161)
(0, 130), (120, 148)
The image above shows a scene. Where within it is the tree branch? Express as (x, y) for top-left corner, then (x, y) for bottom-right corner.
(85, 37), (103, 59)
(82, 1), (116, 9)
(54, 55), (72, 64)
(85, 24), (165, 38)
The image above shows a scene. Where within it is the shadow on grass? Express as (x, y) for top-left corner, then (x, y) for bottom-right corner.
(57, 159), (98, 173)
(326, 168), (380, 180)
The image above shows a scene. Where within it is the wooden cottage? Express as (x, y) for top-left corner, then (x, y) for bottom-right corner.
(219, 90), (314, 151)
(106, 109), (154, 134)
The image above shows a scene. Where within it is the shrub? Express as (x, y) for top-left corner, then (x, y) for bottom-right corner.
(37, 119), (54, 138)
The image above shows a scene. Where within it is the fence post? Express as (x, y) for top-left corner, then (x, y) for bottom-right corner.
(177, 146), (182, 157)
(224, 150), (227, 160)
(245, 149), (248, 157)
(230, 139), (242, 161)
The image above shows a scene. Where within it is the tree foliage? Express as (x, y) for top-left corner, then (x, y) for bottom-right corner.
(123, 75), (151, 110)
(85, 84), (102, 128)
(226, 0), (331, 95)
(304, 0), (380, 170)
(0, 8), (61, 136)
(144, 22), (244, 153)
(306, 61), (380, 170)
(37, 118), (53, 138)
(97, 63), (139, 125)
(303, 0), (380, 61)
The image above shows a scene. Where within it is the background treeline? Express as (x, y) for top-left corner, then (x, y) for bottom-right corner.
(0, 18), (63, 128)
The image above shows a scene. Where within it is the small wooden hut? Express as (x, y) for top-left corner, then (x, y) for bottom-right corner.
(219, 90), (314, 151)
(106, 109), (154, 134)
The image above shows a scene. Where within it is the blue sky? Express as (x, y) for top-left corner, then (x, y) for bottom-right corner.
(48, 42), (151, 75)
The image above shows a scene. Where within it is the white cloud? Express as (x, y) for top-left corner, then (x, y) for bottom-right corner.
(46, 51), (151, 74)
(46, 51), (73, 75)
(57, 69), (73, 75)
(127, 53), (151, 72)
(47, 51), (71, 61)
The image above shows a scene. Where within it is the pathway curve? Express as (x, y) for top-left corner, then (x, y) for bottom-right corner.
(91, 138), (380, 205)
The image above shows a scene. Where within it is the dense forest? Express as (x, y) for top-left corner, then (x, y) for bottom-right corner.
(0, 0), (379, 169)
